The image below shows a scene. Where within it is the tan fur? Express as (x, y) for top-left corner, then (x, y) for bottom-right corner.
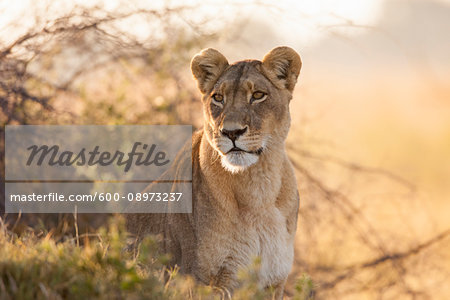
(126, 46), (301, 299)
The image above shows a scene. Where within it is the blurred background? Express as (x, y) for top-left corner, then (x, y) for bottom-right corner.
(1, 0), (449, 299)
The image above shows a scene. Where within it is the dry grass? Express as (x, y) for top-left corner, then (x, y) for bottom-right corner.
(0, 217), (314, 300)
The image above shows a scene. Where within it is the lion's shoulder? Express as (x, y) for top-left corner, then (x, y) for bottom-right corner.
(192, 129), (203, 160)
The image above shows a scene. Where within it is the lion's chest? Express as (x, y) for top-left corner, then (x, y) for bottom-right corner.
(236, 207), (294, 287)
(197, 204), (294, 288)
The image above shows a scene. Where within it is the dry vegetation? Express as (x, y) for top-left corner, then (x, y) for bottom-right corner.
(0, 217), (316, 299)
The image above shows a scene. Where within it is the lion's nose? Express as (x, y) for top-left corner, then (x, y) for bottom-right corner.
(221, 127), (247, 142)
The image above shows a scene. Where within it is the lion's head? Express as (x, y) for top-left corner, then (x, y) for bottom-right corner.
(191, 46), (301, 173)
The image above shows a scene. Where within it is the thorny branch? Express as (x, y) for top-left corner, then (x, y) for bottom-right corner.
(288, 149), (450, 297)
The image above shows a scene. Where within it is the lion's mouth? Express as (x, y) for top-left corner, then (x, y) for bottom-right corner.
(227, 147), (263, 155)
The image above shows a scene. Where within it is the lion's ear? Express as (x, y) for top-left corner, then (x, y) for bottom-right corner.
(262, 46), (302, 92)
(191, 48), (229, 94)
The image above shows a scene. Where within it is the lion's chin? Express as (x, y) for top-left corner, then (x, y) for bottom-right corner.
(220, 152), (259, 174)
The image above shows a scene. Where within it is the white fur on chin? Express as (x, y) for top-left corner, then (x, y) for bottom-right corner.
(221, 152), (259, 174)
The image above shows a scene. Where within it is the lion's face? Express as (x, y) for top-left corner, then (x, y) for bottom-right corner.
(191, 47), (301, 173)
(202, 61), (292, 173)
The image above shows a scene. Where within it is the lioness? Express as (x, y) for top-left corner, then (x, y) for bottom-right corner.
(126, 46), (301, 299)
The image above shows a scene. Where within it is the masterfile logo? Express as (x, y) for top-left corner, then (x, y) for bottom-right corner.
(26, 142), (170, 172)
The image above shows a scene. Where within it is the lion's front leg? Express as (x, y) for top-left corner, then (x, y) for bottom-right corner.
(193, 259), (239, 299)
(269, 279), (287, 300)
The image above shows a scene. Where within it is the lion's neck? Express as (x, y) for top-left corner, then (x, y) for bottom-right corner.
(198, 131), (285, 207)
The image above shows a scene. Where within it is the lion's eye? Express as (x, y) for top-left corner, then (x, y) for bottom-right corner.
(212, 94), (224, 104)
(252, 91), (265, 99)
(251, 91), (267, 103)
